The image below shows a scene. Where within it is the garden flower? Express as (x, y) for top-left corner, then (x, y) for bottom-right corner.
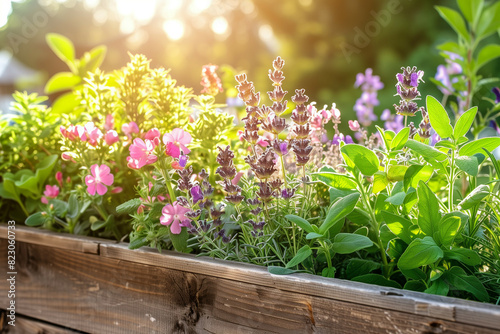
(493, 87), (500, 104)
(104, 114), (114, 131)
(127, 156), (146, 170)
(85, 164), (114, 196)
(55, 171), (63, 188)
(60, 124), (84, 141)
(129, 138), (158, 166)
(394, 66), (425, 117)
(144, 128), (161, 141)
(178, 154), (189, 168)
(191, 185), (203, 203)
(354, 69), (383, 127)
(61, 152), (76, 162)
(332, 134), (353, 145)
(435, 53), (462, 96)
(381, 109), (404, 133)
(41, 185), (59, 204)
(105, 130), (119, 146)
(348, 120), (360, 132)
(163, 128), (192, 158)
(122, 121), (139, 138)
(81, 122), (103, 146)
(200, 64), (223, 96)
(160, 202), (191, 234)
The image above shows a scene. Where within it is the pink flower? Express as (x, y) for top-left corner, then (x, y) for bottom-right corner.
(85, 164), (114, 196)
(256, 136), (269, 147)
(81, 122), (103, 146)
(61, 152), (76, 162)
(61, 125), (84, 141)
(55, 172), (63, 188)
(104, 114), (114, 131)
(122, 122), (139, 138)
(163, 128), (192, 158)
(160, 202), (191, 234)
(127, 156), (146, 170)
(237, 130), (245, 141)
(41, 185), (59, 204)
(129, 138), (158, 166)
(145, 128), (161, 141)
(105, 130), (119, 146)
(111, 187), (123, 194)
(348, 120), (361, 132)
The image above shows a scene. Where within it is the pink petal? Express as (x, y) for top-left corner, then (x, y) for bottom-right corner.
(179, 144), (191, 155)
(171, 128), (183, 141)
(170, 220), (182, 234)
(96, 183), (108, 195)
(98, 164), (111, 176)
(100, 173), (114, 186)
(165, 142), (180, 158)
(179, 131), (192, 145)
(163, 133), (174, 145)
(91, 164), (99, 178)
(162, 204), (174, 216)
(85, 175), (95, 187)
(41, 196), (48, 204)
(87, 184), (96, 196)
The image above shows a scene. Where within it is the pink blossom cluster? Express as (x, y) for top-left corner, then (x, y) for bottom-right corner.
(127, 128), (192, 170)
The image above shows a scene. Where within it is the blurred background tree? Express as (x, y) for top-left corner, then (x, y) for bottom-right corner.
(0, 0), (499, 133)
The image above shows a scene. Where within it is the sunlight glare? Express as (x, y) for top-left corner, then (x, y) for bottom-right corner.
(163, 20), (185, 41)
(189, 0), (212, 15)
(115, 0), (157, 24)
(211, 16), (228, 35)
(0, 0), (12, 28)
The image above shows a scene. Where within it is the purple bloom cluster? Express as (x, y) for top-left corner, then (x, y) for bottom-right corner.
(394, 66), (425, 117)
(354, 69), (383, 127)
(381, 109), (404, 133)
(435, 53), (462, 96)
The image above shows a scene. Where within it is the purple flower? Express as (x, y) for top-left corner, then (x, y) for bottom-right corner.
(179, 154), (189, 168)
(381, 109), (404, 133)
(332, 134), (353, 145)
(354, 69), (383, 127)
(281, 188), (296, 199)
(355, 68), (384, 91)
(492, 87), (500, 104)
(430, 133), (441, 147)
(190, 185), (203, 203)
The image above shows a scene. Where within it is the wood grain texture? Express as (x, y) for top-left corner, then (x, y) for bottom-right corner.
(1, 225), (500, 334)
(0, 313), (81, 334)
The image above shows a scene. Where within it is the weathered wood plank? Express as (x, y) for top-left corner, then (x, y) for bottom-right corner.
(0, 224), (106, 254)
(0, 238), (499, 334)
(1, 224), (500, 333)
(100, 243), (500, 330)
(0, 313), (82, 334)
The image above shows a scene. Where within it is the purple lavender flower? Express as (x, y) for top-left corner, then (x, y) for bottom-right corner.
(354, 69), (383, 127)
(332, 134), (353, 145)
(492, 87), (500, 104)
(435, 53), (463, 97)
(429, 133), (441, 146)
(381, 109), (404, 133)
(178, 154), (189, 168)
(190, 185), (203, 204)
(281, 187), (296, 199)
(394, 66), (425, 117)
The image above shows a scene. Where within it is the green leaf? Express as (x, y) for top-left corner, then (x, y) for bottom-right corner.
(331, 233), (373, 254)
(286, 245), (312, 268)
(46, 33), (76, 67)
(116, 198), (142, 214)
(437, 41), (462, 54)
(319, 192), (360, 235)
(458, 184), (490, 210)
(351, 274), (402, 289)
(90, 219), (107, 231)
(459, 137), (500, 157)
(382, 211), (413, 244)
(169, 227), (191, 253)
(376, 125), (390, 150)
(417, 181), (441, 237)
(403, 165), (433, 191)
(385, 191), (407, 206)
(425, 279), (450, 296)
(372, 173), (389, 193)
(398, 237), (444, 270)
(477, 45), (500, 70)
(313, 172), (357, 190)
(455, 156), (478, 176)
(401, 268), (426, 280)
(268, 266), (299, 275)
(44, 72), (81, 94)
(128, 237), (149, 250)
(437, 215), (461, 247)
(391, 127), (410, 151)
(406, 139), (448, 162)
(457, 0), (483, 26)
(51, 199), (68, 217)
(346, 259), (381, 280)
(80, 45), (107, 73)
(25, 212), (47, 227)
(306, 232), (324, 240)
(321, 267), (336, 278)
(443, 248), (482, 266)
(387, 165), (408, 182)
(404, 280), (427, 292)
(67, 194), (79, 219)
(477, 1), (500, 38)
(286, 215), (314, 233)
(340, 144), (380, 176)
(454, 107), (478, 138)
(51, 92), (81, 115)
(442, 266), (489, 302)
(435, 6), (471, 42)
(427, 95), (453, 139)
(35, 155), (59, 193)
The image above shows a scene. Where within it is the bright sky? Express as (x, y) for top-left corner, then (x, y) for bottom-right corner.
(0, 0), (13, 28)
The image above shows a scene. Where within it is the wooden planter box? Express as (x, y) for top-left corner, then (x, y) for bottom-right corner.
(1, 224), (499, 334)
